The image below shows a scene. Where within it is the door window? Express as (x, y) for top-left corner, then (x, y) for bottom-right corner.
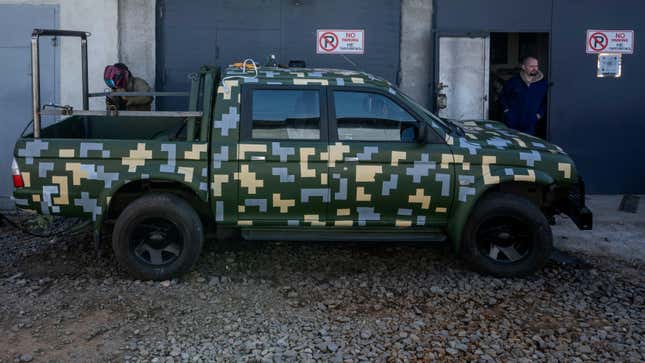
(333, 91), (417, 142)
(251, 89), (321, 140)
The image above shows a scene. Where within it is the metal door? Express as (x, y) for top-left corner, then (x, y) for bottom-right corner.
(437, 36), (490, 120)
(156, 0), (401, 110)
(0, 5), (58, 210)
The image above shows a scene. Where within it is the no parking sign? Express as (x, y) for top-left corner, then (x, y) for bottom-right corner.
(316, 29), (365, 54)
(586, 30), (634, 54)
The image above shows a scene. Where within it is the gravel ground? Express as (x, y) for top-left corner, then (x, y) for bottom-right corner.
(0, 214), (643, 362)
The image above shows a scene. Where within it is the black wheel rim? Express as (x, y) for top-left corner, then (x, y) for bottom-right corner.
(129, 217), (184, 266)
(476, 216), (533, 264)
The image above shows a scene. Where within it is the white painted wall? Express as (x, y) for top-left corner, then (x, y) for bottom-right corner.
(0, 0), (118, 109)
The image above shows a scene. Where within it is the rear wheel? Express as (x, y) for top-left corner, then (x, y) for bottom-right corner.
(461, 192), (552, 277)
(112, 193), (204, 280)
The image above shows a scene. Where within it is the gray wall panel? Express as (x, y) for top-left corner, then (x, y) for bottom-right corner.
(157, 0), (401, 110)
(434, 0), (552, 32)
(550, 0), (645, 193)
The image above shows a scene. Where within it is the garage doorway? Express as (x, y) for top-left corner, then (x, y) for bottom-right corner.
(489, 32), (550, 139)
(435, 32), (550, 139)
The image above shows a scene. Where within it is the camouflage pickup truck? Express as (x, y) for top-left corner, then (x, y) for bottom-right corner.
(11, 30), (592, 280)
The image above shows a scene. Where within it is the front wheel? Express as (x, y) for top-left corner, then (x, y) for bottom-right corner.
(112, 193), (204, 280)
(461, 192), (553, 277)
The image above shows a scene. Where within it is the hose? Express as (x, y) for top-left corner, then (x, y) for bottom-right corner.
(0, 211), (91, 238)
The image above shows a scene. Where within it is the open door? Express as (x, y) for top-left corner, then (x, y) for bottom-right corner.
(436, 35), (490, 120)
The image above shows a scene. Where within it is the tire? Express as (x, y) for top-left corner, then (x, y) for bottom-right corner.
(112, 193), (204, 280)
(461, 192), (553, 277)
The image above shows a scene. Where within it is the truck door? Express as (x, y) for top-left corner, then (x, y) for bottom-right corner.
(236, 85), (329, 227)
(327, 88), (453, 227)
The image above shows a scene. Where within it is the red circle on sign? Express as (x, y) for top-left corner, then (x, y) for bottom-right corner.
(589, 32), (609, 51)
(319, 32), (339, 52)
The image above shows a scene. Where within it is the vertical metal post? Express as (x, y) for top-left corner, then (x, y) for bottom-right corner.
(199, 71), (215, 141)
(186, 73), (202, 141)
(81, 38), (89, 110)
(31, 34), (41, 138)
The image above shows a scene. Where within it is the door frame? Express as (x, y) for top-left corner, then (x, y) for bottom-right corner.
(431, 28), (553, 138)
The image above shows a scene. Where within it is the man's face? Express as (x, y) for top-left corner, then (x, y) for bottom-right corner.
(522, 58), (540, 77)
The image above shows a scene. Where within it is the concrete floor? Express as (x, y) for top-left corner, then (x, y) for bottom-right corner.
(553, 195), (645, 263)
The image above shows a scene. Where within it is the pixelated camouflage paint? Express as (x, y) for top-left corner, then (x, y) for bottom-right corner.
(13, 66), (580, 248)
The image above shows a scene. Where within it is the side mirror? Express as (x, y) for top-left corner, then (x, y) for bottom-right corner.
(415, 123), (427, 143)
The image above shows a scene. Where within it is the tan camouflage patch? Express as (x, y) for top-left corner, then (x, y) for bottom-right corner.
(513, 138), (527, 148)
(336, 208), (351, 216)
(237, 144), (268, 159)
(238, 220), (253, 226)
(304, 214), (325, 226)
(218, 79), (239, 100)
(558, 163), (572, 179)
(177, 167), (194, 182)
(59, 149), (75, 158)
(293, 79), (329, 86)
(334, 220), (353, 227)
(355, 165), (382, 182)
(238, 205), (246, 213)
(65, 163), (89, 185)
(211, 174), (229, 197)
(32, 194), (41, 202)
(435, 207), (448, 213)
(52, 176), (69, 205)
(514, 169), (536, 182)
(273, 193), (295, 213)
(21, 172), (30, 188)
(409, 188), (431, 209)
(235, 164), (264, 194)
(356, 186), (371, 202)
(482, 155), (500, 185)
(299, 147), (317, 178)
(395, 219), (412, 227)
(184, 143), (208, 160)
(122, 143), (152, 172)
(323, 143), (349, 167)
(440, 154), (453, 169)
(391, 151), (406, 166)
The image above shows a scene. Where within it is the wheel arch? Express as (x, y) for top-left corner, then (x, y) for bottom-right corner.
(93, 178), (211, 246)
(447, 170), (555, 252)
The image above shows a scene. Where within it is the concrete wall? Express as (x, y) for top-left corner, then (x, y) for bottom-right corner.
(399, 0), (433, 107)
(0, 0), (118, 109)
(118, 0), (155, 91)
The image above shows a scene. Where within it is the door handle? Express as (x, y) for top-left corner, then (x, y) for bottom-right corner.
(344, 157), (359, 162)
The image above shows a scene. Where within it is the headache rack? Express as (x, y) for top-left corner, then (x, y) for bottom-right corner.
(30, 29), (217, 141)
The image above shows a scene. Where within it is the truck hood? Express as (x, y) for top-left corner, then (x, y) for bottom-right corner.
(448, 119), (567, 155)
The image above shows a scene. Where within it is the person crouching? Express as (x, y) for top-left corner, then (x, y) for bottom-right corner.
(103, 63), (153, 111)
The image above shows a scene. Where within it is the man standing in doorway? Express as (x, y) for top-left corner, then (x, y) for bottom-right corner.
(500, 56), (548, 136)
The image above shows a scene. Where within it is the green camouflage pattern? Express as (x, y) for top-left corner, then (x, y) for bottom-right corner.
(13, 66), (580, 247)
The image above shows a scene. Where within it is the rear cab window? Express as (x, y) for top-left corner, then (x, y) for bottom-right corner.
(241, 86), (326, 141)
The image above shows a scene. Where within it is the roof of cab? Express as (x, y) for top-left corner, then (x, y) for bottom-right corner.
(222, 65), (393, 89)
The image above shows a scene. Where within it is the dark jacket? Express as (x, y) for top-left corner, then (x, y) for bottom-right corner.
(500, 73), (547, 135)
